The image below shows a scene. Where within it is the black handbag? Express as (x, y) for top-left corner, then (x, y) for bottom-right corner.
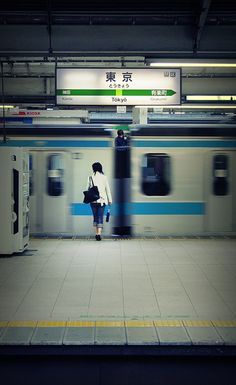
(83, 176), (100, 204)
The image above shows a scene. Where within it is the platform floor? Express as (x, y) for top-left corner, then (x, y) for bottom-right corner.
(0, 236), (236, 346)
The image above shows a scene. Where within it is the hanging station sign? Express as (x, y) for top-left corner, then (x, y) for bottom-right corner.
(56, 68), (181, 106)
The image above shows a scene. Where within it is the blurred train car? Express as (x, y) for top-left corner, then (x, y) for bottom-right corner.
(28, 135), (114, 237)
(0, 124), (236, 237)
(131, 127), (236, 236)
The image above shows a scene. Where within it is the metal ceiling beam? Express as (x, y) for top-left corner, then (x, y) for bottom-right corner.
(193, 0), (212, 53)
(47, 2), (53, 54)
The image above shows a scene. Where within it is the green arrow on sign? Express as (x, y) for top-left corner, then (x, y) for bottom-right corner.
(57, 89), (176, 97)
(122, 89), (176, 96)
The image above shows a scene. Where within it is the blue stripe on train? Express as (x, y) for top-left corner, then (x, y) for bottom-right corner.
(0, 117), (33, 123)
(71, 202), (205, 216)
(0, 140), (111, 147)
(131, 202), (204, 215)
(1, 139), (236, 148)
(133, 140), (236, 148)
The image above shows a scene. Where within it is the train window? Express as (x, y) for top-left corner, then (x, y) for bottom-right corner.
(142, 154), (171, 196)
(29, 154), (33, 196)
(47, 154), (64, 196)
(213, 154), (229, 196)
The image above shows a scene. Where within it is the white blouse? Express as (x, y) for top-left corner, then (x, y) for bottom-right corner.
(87, 172), (112, 206)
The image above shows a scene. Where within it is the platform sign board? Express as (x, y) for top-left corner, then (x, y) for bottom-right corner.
(56, 68), (181, 106)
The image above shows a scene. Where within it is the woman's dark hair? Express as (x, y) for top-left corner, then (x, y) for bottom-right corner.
(92, 162), (104, 174)
(117, 129), (124, 136)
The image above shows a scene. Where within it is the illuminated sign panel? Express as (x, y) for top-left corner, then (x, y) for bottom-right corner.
(56, 68), (181, 106)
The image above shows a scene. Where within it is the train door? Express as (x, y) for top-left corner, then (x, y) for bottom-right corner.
(71, 147), (113, 236)
(29, 150), (72, 234)
(206, 151), (234, 233)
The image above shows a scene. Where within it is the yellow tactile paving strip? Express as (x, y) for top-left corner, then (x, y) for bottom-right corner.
(67, 321), (95, 327)
(183, 320), (213, 327)
(125, 321), (154, 327)
(37, 321), (67, 327)
(0, 321), (8, 327)
(7, 321), (37, 328)
(96, 321), (124, 327)
(212, 320), (236, 327)
(2, 320), (236, 328)
(154, 320), (183, 327)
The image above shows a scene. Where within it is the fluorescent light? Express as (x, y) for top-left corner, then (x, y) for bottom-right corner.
(0, 105), (15, 108)
(149, 59), (236, 68)
(137, 105), (236, 109)
(186, 95), (236, 101)
(173, 104), (236, 109)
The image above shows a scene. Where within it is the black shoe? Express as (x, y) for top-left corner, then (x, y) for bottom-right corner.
(96, 235), (101, 241)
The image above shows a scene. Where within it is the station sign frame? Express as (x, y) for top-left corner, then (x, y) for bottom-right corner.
(56, 67), (181, 106)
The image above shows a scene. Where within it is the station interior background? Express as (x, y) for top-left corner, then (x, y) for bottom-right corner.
(0, 3), (236, 384)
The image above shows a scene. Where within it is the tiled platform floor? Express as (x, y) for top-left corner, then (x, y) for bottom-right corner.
(0, 236), (236, 345)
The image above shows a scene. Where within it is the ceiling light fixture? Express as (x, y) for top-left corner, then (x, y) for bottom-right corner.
(137, 105), (236, 109)
(148, 59), (236, 68)
(186, 96), (236, 101)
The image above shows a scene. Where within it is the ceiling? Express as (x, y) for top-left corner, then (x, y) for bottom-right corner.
(1, 0), (236, 56)
(0, 0), (236, 123)
(1, 1), (236, 27)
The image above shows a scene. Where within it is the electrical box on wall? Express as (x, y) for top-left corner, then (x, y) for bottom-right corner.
(0, 147), (29, 255)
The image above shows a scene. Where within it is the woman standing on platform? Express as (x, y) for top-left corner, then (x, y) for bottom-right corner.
(87, 162), (112, 241)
